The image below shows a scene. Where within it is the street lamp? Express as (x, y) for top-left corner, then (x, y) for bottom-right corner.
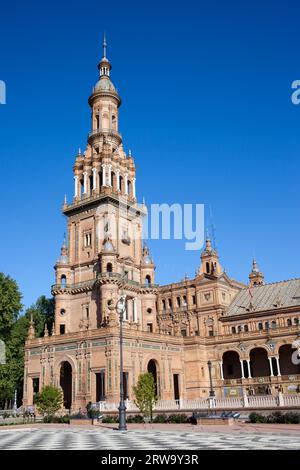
(116, 295), (127, 431)
(207, 360), (215, 398)
(207, 360), (216, 414)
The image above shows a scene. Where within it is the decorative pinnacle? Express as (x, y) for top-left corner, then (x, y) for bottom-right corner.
(103, 33), (107, 58)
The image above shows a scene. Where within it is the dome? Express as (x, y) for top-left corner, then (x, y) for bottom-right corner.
(103, 241), (114, 251)
(94, 76), (116, 93)
(58, 254), (69, 264)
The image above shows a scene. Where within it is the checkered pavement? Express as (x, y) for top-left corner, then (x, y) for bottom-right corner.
(0, 427), (299, 450)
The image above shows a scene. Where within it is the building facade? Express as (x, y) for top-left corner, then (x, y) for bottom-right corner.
(23, 41), (300, 410)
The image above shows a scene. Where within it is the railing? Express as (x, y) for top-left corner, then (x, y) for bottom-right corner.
(52, 273), (159, 292)
(88, 128), (122, 140)
(96, 394), (300, 412)
(51, 279), (95, 291)
(248, 395), (278, 408)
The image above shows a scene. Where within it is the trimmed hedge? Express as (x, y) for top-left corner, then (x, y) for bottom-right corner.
(249, 412), (300, 424)
(43, 415), (70, 424)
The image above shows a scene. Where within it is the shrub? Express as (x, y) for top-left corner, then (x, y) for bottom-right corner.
(102, 415), (118, 423)
(167, 414), (189, 424)
(249, 411), (300, 424)
(126, 415), (144, 423)
(43, 414), (70, 424)
(284, 412), (300, 424)
(153, 414), (168, 423)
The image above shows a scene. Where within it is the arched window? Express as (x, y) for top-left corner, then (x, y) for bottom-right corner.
(271, 320), (277, 329)
(102, 112), (109, 129)
(145, 275), (151, 286)
(287, 318), (292, 326)
(294, 318), (299, 325)
(244, 324), (249, 332)
(60, 275), (67, 287)
(265, 321), (269, 330)
(106, 263), (113, 273)
(232, 326), (236, 334)
(162, 300), (166, 310)
(127, 180), (131, 196)
(206, 262), (210, 274)
(258, 322), (263, 330)
(183, 296), (187, 306)
(176, 297), (181, 307)
(238, 325), (242, 333)
(168, 298), (172, 308)
(112, 114), (116, 130)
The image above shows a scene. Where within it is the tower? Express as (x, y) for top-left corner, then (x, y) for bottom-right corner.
(249, 258), (264, 287)
(52, 36), (155, 339)
(197, 235), (222, 277)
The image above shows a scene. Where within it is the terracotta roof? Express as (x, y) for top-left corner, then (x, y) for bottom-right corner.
(226, 278), (300, 316)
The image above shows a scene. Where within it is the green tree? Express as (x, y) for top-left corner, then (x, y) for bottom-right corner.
(0, 273), (22, 342)
(35, 385), (63, 418)
(0, 285), (55, 409)
(133, 373), (157, 422)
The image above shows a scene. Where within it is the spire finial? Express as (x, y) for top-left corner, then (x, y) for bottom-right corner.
(103, 33), (107, 58)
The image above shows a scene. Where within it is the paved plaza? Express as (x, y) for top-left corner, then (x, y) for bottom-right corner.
(0, 424), (300, 450)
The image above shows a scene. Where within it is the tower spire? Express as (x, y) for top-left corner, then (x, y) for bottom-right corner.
(103, 33), (107, 58)
(249, 258), (264, 287)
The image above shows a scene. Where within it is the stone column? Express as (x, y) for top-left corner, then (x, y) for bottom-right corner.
(124, 173), (128, 195)
(74, 175), (79, 198)
(133, 297), (137, 323)
(247, 359), (252, 378)
(268, 357), (274, 377)
(102, 164), (107, 187)
(219, 361), (224, 380)
(132, 177), (136, 198)
(275, 356), (281, 376)
(108, 164), (112, 187)
(83, 172), (88, 194)
(116, 169), (120, 191)
(92, 167), (97, 191)
(240, 359), (245, 379)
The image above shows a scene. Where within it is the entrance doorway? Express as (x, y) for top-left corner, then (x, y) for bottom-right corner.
(173, 374), (180, 400)
(147, 360), (158, 396)
(60, 361), (72, 409)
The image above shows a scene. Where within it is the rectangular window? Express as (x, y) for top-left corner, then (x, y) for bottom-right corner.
(209, 329), (214, 337)
(192, 295), (196, 305)
(147, 323), (153, 333)
(181, 329), (187, 337)
(60, 324), (65, 335)
(84, 232), (92, 247)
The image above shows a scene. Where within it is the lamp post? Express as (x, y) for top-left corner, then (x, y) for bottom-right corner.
(207, 360), (216, 411)
(116, 295), (127, 431)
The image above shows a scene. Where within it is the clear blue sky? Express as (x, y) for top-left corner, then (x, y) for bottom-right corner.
(0, 0), (300, 310)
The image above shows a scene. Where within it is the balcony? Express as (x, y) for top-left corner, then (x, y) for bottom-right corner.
(88, 127), (122, 145)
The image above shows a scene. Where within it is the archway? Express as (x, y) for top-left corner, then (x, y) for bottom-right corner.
(60, 361), (72, 409)
(279, 344), (300, 375)
(147, 359), (158, 396)
(222, 351), (242, 379)
(250, 348), (270, 377)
